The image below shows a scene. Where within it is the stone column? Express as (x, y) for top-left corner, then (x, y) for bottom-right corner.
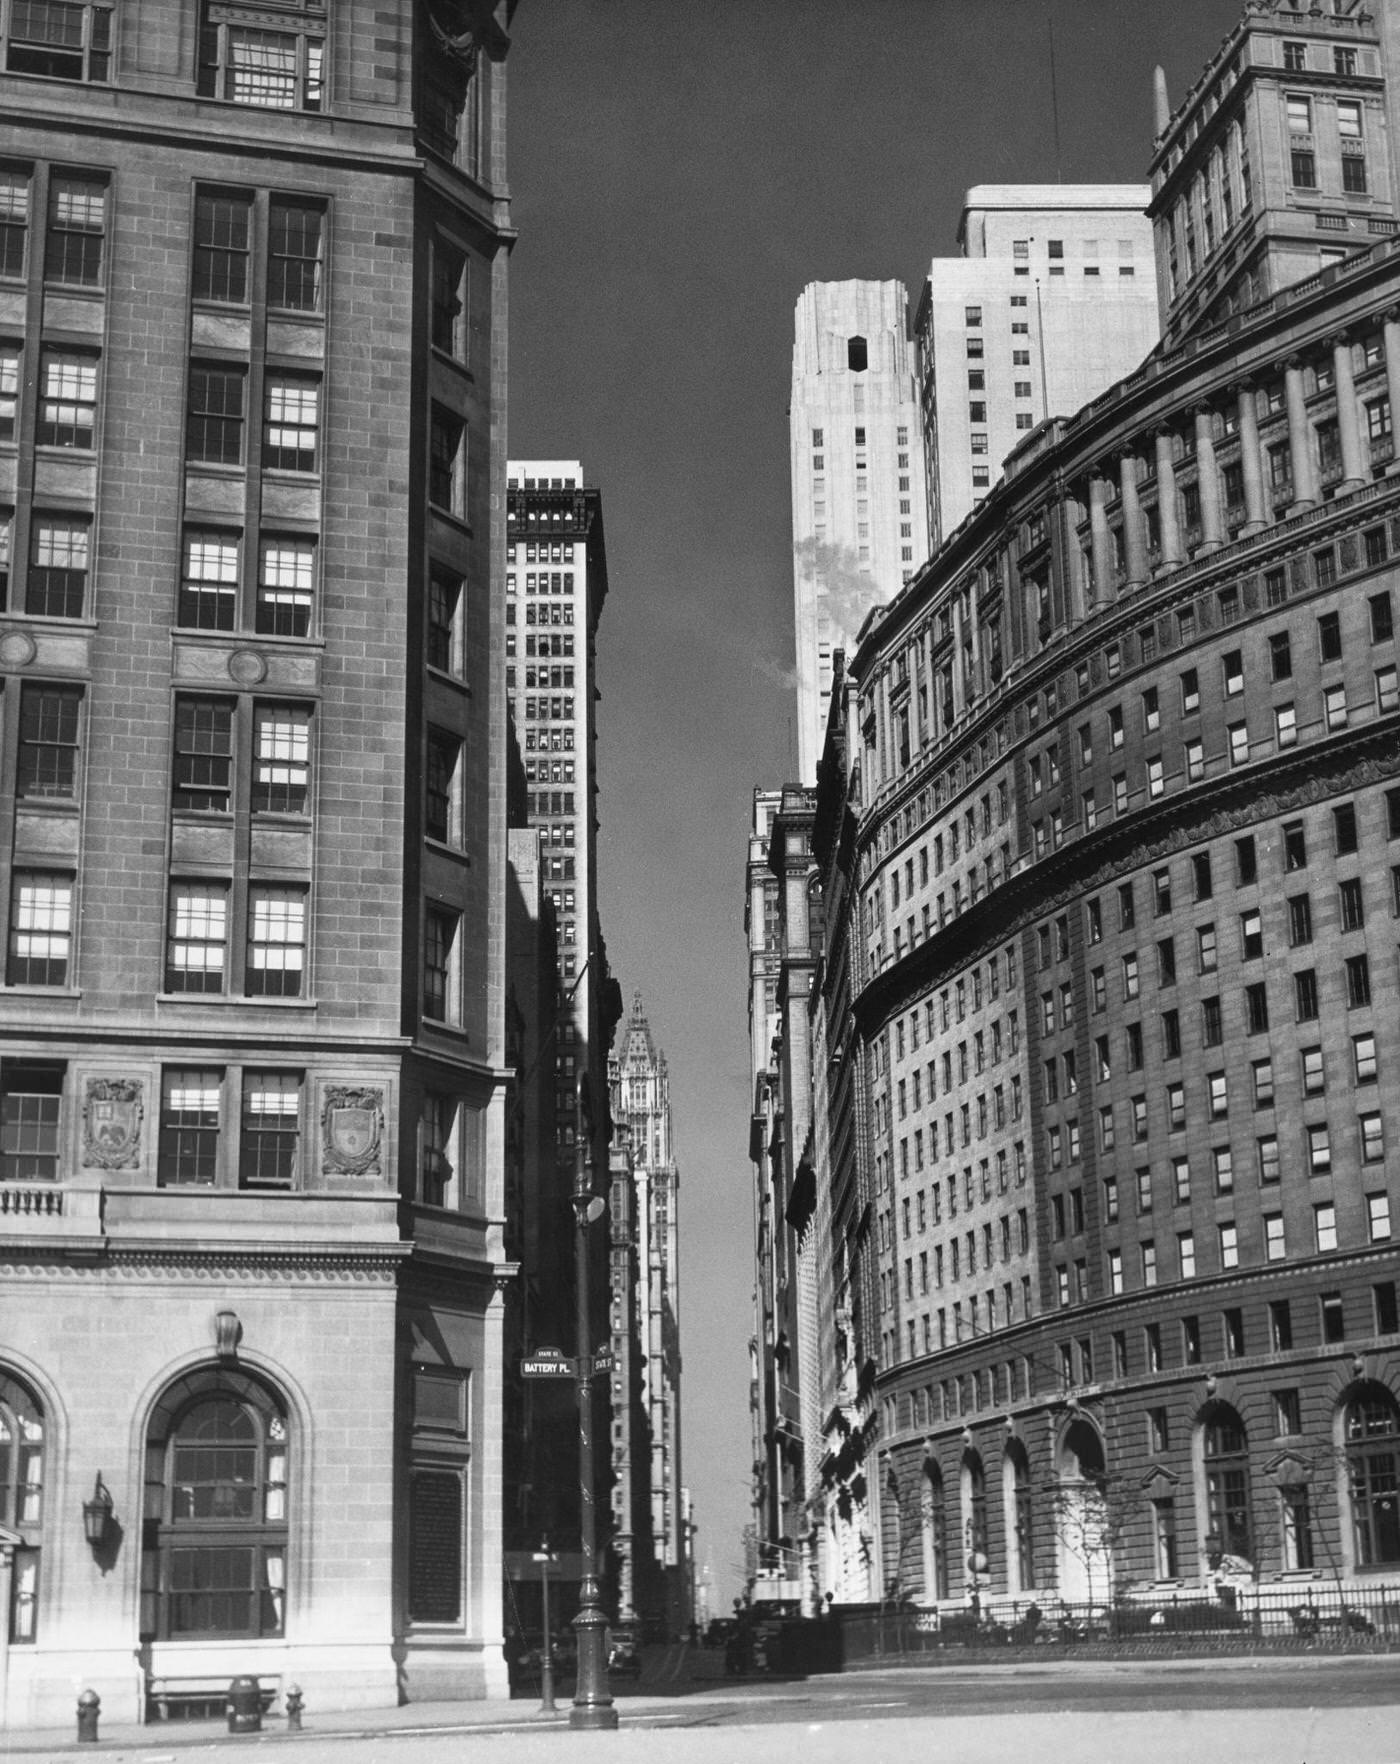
(1236, 380), (1267, 535)
(1384, 309), (1400, 472)
(1154, 428), (1184, 567)
(1119, 451), (1148, 589)
(1059, 491), (1087, 623)
(950, 594), (966, 720)
(1331, 331), (1367, 492)
(1088, 472), (1114, 605)
(1195, 407), (1224, 551)
(1285, 357), (1319, 512)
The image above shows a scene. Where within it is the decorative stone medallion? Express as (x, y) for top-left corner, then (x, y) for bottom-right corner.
(0, 629), (37, 668)
(81, 1078), (144, 1169)
(228, 648), (268, 685)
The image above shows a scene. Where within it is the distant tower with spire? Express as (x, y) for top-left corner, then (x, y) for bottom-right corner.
(611, 990), (688, 1635)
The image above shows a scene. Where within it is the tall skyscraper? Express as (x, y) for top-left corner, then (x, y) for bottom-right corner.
(0, 0), (517, 1725)
(915, 186), (1161, 546)
(613, 990), (687, 1635)
(789, 281), (929, 781)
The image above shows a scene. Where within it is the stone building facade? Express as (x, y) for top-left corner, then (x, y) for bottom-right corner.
(810, 0), (1400, 1615)
(0, 0), (517, 1727)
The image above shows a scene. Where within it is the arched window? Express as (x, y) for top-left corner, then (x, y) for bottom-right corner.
(1202, 1403), (1252, 1563)
(1054, 1417), (1110, 1602)
(1345, 1384), (1400, 1568)
(1004, 1442), (1035, 1592)
(0, 1370), (43, 1641)
(141, 1369), (288, 1640)
(961, 1450), (988, 1591)
(921, 1461), (948, 1599)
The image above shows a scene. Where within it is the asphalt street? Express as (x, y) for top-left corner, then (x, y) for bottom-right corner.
(6, 1657), (1400, 1764)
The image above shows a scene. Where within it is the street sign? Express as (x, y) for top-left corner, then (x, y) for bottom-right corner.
(590, 1348), (616, 1377)
(521, 1348), (575, 1378)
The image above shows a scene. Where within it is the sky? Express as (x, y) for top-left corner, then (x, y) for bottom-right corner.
(506, 0), (1244, 1610)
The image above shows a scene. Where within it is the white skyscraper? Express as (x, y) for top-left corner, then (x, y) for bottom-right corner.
(789, 281), (930, 781)
(915, 186), (1162, 545)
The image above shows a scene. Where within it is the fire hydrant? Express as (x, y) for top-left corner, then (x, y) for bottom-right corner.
(227, 1675), (262, 1733)
(76, 1689), (100, 1743)
(285, 1683), (304, 1731)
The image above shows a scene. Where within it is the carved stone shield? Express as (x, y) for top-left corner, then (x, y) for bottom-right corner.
(82, 1078), (144, 1170)
(321, 1086), (384, 1177)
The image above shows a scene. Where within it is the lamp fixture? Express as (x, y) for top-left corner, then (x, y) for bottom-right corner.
(82, 1474), (113, 1548)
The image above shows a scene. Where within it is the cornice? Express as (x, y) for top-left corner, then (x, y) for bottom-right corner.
(0, 1242), (411, 1282)
(852, 721), (1399, 1037)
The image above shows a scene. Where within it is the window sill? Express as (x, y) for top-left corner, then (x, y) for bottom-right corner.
(155, 993), (318, 1008)
(2, 985), (81, 999)
(424, 837), (470, 865)
(426, 663), (470, 694)
(428, 504), (472, 537)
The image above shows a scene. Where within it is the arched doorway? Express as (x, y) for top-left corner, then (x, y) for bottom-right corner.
(1003, 1441), (1035, 1594)
(920, 1460), (947, 1601)
(1054, 1417), (1109, 1604)
(1198, 1402), (1252, 1572)
(959, 1450), (988, 1601)
(1340, 1382), (1400, 1572)
(141, 1368), (289, 1643)
(0, 1370), (43, 1642)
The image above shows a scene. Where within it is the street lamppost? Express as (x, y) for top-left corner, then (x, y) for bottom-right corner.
(570, 1076), (616, 1730)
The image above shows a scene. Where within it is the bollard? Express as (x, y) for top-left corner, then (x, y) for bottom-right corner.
(76, 1689), (100, 1743)
(284, 1683), (304, 1732)
(227, 1675), (262, 1734)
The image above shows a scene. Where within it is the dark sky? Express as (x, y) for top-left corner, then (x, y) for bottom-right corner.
(507, 0), (1243, 1607)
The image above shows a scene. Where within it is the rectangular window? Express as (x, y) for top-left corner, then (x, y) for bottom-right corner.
(180, 530), (239, 629)
(1346, 953), (1371, 1008)
(6, 872), (72, 985)
(5, 0), (112, 82)
(1369, 1192), (1393, 1243)
(262, 376), (318, 472)
(1259, 1134), (1281, 1185)
(0, 167), (27, 278)
(427, 565), (465, 675)
(256, 535), (314, 636)
(246, 886), (306, 997)
(1354, 1032), (1378, 1083)
(0, 344), (16, 442)
(267, 199), (323, 312)
(44, 172), (105, 285)
(425, 728), (463, 846)
(424, 905), (460, 1023)
(27, 516), (88, 617)
(17, 682), (81, 797)
(0, 1061), (63, 1181)
(37, 348), (96, 447)
(1291, 149), (1316, 189)
(198, 8), (324, 111)
(1361, 1112), (1385, 1164)
(252, 704), (311, 813)
(1316, 1207), (1338, 1255)
(429, 405), (466, 515)
(240, 1070), (300, 1189)
(173, 697), (234, 811)
(1265, 1214), (1286, 1262)
(1307, 1122), (1331, 1175)
(158, 1067), (221, 1186)
(165, 883), (228, 992)
(186, 363), (246, 465)
(1294, 968), (1318, 1021)
(192, 189), (251, 304)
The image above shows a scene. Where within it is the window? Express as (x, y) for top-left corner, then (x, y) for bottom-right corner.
(1292, 149), (1316, 189)
(424, 905), (460, 1023)
(37, 348), (96, 447)
(240, 1071), (300, 1189)
(1265, 1213), (1286, 1261)
(1334, 802), (1358, 854)
(5, 0), (113, 81)
(1220, 1225), (1239, 1271)
(0, 343), (16, 441)
(425, 729), (463, 846)
(24, 516), (87, 618)
(1369, 1193), (1393, 1242)
(1253, 1057), (1274, 1106)
(1185, 739), (1204, 781)
(1179, 1233), (1196, 1280)
(1315, 1204), (1338, 1255)
(1307, 1122), (1331, 1176)
(262, 376), (318, 472)
(141, 1373), (289, 1640)
(1173, 1156), (1191, 1205)
(1197, 924), (1217, 973)
(1295, 968), (1318, 1021)
(1284, 40), (1306, 70)
(246, 887), (305, 997)
(186, 363), (246, 465)
(7, 874), (72, 985)
(1302, 1045), (1325, 1095)
(1284, 821), (1307, 871)
(1181, 668), (1200, 714)
(1209, 1072), (1228, 1119)
(1202, 1407), (1252, 1561)
(429, 404), (466, 515)
(1340, 877), (1365, 932)
(252, 705), (310, 813)
(1346, 1388), (1400, 1567)
(197, 4), (324, 110)
(267, 199), (323, 312)
(44, 172), (105, 286)
(1346, 953), (1371, 1008)
(1318, 610), (1342, 663)
(1202, 996), (1222, 1046)
(1288, 893), (1313, 947)
(1228, 722), (1249, 767)
(192, 190), (251, 304)
(427, 565), (465, 675)
(1325, 684), (1348, 730)
(0, 168), (26, 280)
(159, 1068), (221, 1186)
(0, 1060), (63, 1181)
(1371, 591), (1395, 644)
(1167, 1082), (1185, 1131)
(17, 683), (80, 797)
(1361, 1113), (1385, 1165)
(165, 884), (228, 993)
(1259, 1135), (1281, 1186)
(1157, 937), (1176, 985)
(1354, 1032), (1378, 1083)
(257, 536), (314, 636)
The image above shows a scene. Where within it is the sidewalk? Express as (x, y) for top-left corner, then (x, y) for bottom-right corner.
(2, 1646), (1394, 1757)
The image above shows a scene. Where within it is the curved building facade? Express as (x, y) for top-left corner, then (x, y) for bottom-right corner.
(816, 19), (1400, 1606)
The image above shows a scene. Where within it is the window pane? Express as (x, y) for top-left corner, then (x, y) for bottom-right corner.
(7, 873), (72, 986)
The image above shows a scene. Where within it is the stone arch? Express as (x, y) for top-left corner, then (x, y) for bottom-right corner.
(1334, 1377), (1400, 1576)
(1053, 1414), (1109, 1604)
(1002, 1437), (1035, 1595)
(959, 1447), (988, 1597)
(920, 1454), (948, 1601)
(1192, 1398), (1253, 1573)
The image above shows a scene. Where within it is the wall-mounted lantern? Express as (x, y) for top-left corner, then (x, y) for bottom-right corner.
(82, 1474), (113, 1548)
